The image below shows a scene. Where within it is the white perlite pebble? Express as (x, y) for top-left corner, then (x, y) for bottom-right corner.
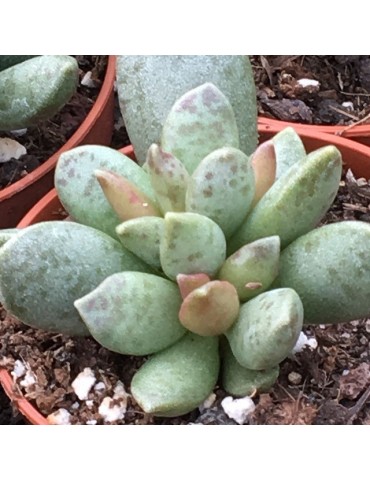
(98, 381), (128, 423)
(292, 331), (318, 355)
(11, 360), (26, 380)
(0, 137), (27, 163)
(221, 396), (256, 425)
(81, 71), (98, 88)
(342, 101), (354, 110)
(47, 408), (71, 425)
(297, 78), (320, 89)
(71, 367), (96, 400)
(20, 370), (36, 388)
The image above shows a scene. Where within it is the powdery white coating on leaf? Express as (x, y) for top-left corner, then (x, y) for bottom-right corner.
(71, 368), (97, 400)
(221, 396), (255, 424)
(161, 84), (239, 174)
(47, 409), (72, 425)
(186, 147), (255, 238)
(55, 145), (157, 238)
(0, 55), (79, 130)
(116, 55), (258, 165)
(0, 221), (150, 336)
(276, 220), (370, 324)
(272, 127), (307, 180)
(228, 145), (342, 253)
(160, 212), (227, 280)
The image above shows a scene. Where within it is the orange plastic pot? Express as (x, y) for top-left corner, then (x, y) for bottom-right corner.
(2, 129), (370, 425)
(0, 55), (116, 229)
(259, 115), (370, 148)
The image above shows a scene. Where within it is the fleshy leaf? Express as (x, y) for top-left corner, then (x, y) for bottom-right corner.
(55, 145), (157, 238)
(218, 236), (280, 302)
(95, 169), (161, 221)
(146, 144), (190, 214)
(273, 127), (307, 180)
(274, 220), (370, 324)
(0, 222), (151, 336)
(250, 141), (276, 207)
(74, 272), (185, 356)
(116, 217), (164, 270)
(176, 273), (211, 299)
(186, 147), (255, 238)
(131, 333), (219, 417)
(0, 56), (78, 130)
(179, 280), (239, 336)
(116, 55), (258, 165)
(221, 339), (279, 397)
(160, 212), (226, 280)
(228, 145), (342, 253)
(225, 288), (303, 370)
(161, 83), (239, 174)
(0, 228), (20, 248)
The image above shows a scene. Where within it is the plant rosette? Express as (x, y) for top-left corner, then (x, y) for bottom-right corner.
(0, 55), (116, 229)
(2, 80), (370, 424)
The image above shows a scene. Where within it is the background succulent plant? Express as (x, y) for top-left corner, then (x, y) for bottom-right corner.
(0, 55), (79, 131)
(1, 70), (370, 418)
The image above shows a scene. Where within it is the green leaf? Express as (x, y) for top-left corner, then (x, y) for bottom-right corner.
(161, 83), (239, 174)
(221, 339), (279, 397)
(116, 217), (164, 270)
(275, 220), (370, 324)
(116, 55), (258, 165)
(75, 272), (186, 355)
(228, 145), (342, 253)
(131, 333), (219, 417)
(218, 236), (280, 302)
(225, 288), (303, 370)
(160, 212), (226, 280)
(55, 145), (157, 238)
(0, 55), (78, 130)
(186, 147), (255, 238)
(273, 127), (307, 180)
(0, 222), (151, 336)
(146, 144), (190, 214)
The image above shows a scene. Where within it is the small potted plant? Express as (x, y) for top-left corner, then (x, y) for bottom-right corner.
(1, 74), (370, 424)
(0, 55), (116, 228)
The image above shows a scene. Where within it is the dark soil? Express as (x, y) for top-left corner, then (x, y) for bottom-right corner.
(0, 56), (108, 190)
(251, 55), (370, 126)
(0, 170), (369, 425)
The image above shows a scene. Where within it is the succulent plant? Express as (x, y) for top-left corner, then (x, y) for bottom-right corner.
(2, 72), (370, 419)
(0, 55), (79, 131)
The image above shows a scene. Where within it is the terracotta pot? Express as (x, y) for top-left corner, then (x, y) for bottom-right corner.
(259, 115), (370, 148)
(2, 130), (370, 425)
(0, 55), (116, 229)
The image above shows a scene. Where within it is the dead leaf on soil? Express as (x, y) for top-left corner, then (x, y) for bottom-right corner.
(339, 362), (370, 400)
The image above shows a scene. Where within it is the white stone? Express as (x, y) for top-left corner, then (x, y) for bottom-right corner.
(342, 101), (354, 110)
(20, 370), (36, 387)
(221, 396), (255, 425)
(11, 360), (26, 380)
(71, 367), (96, 400)
(291, 331), (318, 355)
(47, 408), (71, 425)
(297, 78), (320, 89)
(0, 137), (26, 163)
(81, 71), (98, 88)
(86, 419), (98, 425)
(94, 381), (106, 391)
(98, 381), (128, 423)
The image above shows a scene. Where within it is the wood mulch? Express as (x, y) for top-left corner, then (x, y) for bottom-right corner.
(251, 55), (370, 127)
